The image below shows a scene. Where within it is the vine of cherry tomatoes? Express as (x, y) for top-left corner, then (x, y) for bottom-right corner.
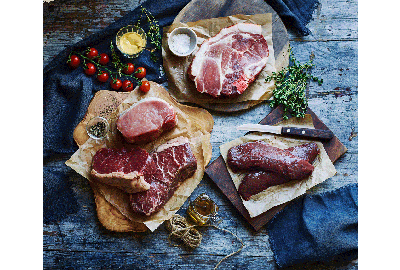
(67, 47), (150, 93)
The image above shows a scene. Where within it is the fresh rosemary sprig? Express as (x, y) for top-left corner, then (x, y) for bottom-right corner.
(266, 47), (323, 119)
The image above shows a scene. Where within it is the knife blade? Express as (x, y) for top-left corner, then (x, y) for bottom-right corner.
(236, 124), (334, 141)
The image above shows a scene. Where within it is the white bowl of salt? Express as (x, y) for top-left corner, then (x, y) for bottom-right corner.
(168, 27), (197, 57)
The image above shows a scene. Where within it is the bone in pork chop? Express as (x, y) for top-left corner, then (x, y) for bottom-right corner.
(91, 147), (154, 193)
(238, 143), (320, 200)
(188, 23), (269, 98)
(227, 141), (314, 180)
(130, 137), (197, 216)
(116, 97), (177, 144)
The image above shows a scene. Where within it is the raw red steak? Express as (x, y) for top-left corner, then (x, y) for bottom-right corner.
(227, 141), (314, 180)
(130, 137), (197, 216)
(116, 97), (177, 144)
(188, 23), (269, 98)
(91, 147), (154, 193)
(238, 143), (320, 200)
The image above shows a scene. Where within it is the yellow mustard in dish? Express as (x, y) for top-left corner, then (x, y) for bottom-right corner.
(119, 32), (146, 55)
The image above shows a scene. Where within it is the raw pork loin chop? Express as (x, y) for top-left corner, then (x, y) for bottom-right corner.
(189, 23), (269, 98)
(130, 137), (197, 216)
(117, 97), (177, 144)
(91, 147), (154, 193)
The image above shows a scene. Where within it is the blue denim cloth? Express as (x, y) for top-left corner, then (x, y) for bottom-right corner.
(43, 0), (319, 223)
(268, 0), (319, 36)
(267, 184), (358, 268)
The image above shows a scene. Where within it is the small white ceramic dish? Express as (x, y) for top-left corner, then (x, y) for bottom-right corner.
(168, 27), (197, 57)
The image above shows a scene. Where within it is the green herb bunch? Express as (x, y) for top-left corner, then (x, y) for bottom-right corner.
(136, 7), (162, 62)
(266, 47), (323, 119)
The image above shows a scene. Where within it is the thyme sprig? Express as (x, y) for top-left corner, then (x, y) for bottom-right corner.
(136, 7), (162, 62)
(266, 47), (323, 119)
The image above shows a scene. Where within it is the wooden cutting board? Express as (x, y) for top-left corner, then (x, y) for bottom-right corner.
(173, 0), (289, 112)
(204, 105), (347, 231)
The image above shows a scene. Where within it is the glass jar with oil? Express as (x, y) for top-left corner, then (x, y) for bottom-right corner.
(187, 193), (219, 225)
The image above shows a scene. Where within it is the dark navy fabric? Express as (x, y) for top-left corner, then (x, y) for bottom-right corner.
(267, 184), (358, 268)
(43, 0), (319, 223)
(43, 166), (79, 224)
(267, 0), (319, 36)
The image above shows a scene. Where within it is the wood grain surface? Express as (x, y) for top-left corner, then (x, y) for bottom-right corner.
(43, 0), (358, 269)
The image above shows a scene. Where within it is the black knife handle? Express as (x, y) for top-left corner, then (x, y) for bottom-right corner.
(281, 127), (334, 140)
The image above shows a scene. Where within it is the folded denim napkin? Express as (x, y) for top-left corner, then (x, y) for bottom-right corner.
(267, 183), (358, 268)
(267, 0), (319, 36)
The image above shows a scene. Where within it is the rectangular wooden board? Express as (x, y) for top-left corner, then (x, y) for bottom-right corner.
(204, 105), (347, 231)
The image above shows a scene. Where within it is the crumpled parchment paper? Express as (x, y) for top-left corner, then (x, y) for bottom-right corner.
(162, 13), (276, 105)
(219, 115), (337, 218)
(66, 81), (213, 231)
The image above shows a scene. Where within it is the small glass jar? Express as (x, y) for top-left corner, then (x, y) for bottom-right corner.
(86, 116), (109, 140)
(187, 193), (219, 225)
(116, 25), (147, 58)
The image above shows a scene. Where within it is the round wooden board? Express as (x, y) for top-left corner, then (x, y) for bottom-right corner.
(173, 0), (289, 112)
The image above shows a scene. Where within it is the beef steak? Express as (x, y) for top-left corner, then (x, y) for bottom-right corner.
(130, 137), (197, 216)
(238, 143), (320, 200)
(227, 141), (314, 180)
(91, 147), (153, 193)
(116, 97), (177, 144)
(188, 23), (269, 98)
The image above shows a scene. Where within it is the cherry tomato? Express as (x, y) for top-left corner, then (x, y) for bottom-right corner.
(98, 53), (110, 65)
(68, 55), (80, 69)
(86, 48), (98, 59)
(134, 67), (146, 79)
(97, 71), (109, 82)
(110, 79), (122, 90)
(123, 63), (135, 74)
(139, 81), (151, 93)
(84, 63), (96, 76)
(122, 80), (134, 92)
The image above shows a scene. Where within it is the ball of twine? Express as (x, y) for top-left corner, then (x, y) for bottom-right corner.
(165, 214), (202, 249)
(165, 214), (244, 269)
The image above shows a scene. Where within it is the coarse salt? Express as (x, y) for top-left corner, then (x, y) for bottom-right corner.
(170, 33), (191, 55)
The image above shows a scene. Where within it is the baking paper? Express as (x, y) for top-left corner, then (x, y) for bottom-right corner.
(162, 13), (276, 105)
(66, 81), (213, 231)
(219, 115), (337, 218)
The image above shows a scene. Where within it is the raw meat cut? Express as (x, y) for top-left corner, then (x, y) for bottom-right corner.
(227, 141), (314, 180)
(285, 142), (320, 164)
(238, 143), (320, 200)
(116, 97), (177, 144)
(130, 137), (197, 216)
(91, 147), (153, 193)
(188, 23), (269, 98)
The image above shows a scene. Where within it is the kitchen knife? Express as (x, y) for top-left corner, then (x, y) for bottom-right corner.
(236, 124), (334, 141)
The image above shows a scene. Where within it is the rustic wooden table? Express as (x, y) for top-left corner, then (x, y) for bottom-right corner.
(43, 0), (358, 269)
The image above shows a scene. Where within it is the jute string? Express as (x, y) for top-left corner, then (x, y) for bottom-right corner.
(165, 215), (245, 269)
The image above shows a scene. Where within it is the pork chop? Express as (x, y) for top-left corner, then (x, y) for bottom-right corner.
(116, 97), (177, 144)
(188, 23), (269, 98)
